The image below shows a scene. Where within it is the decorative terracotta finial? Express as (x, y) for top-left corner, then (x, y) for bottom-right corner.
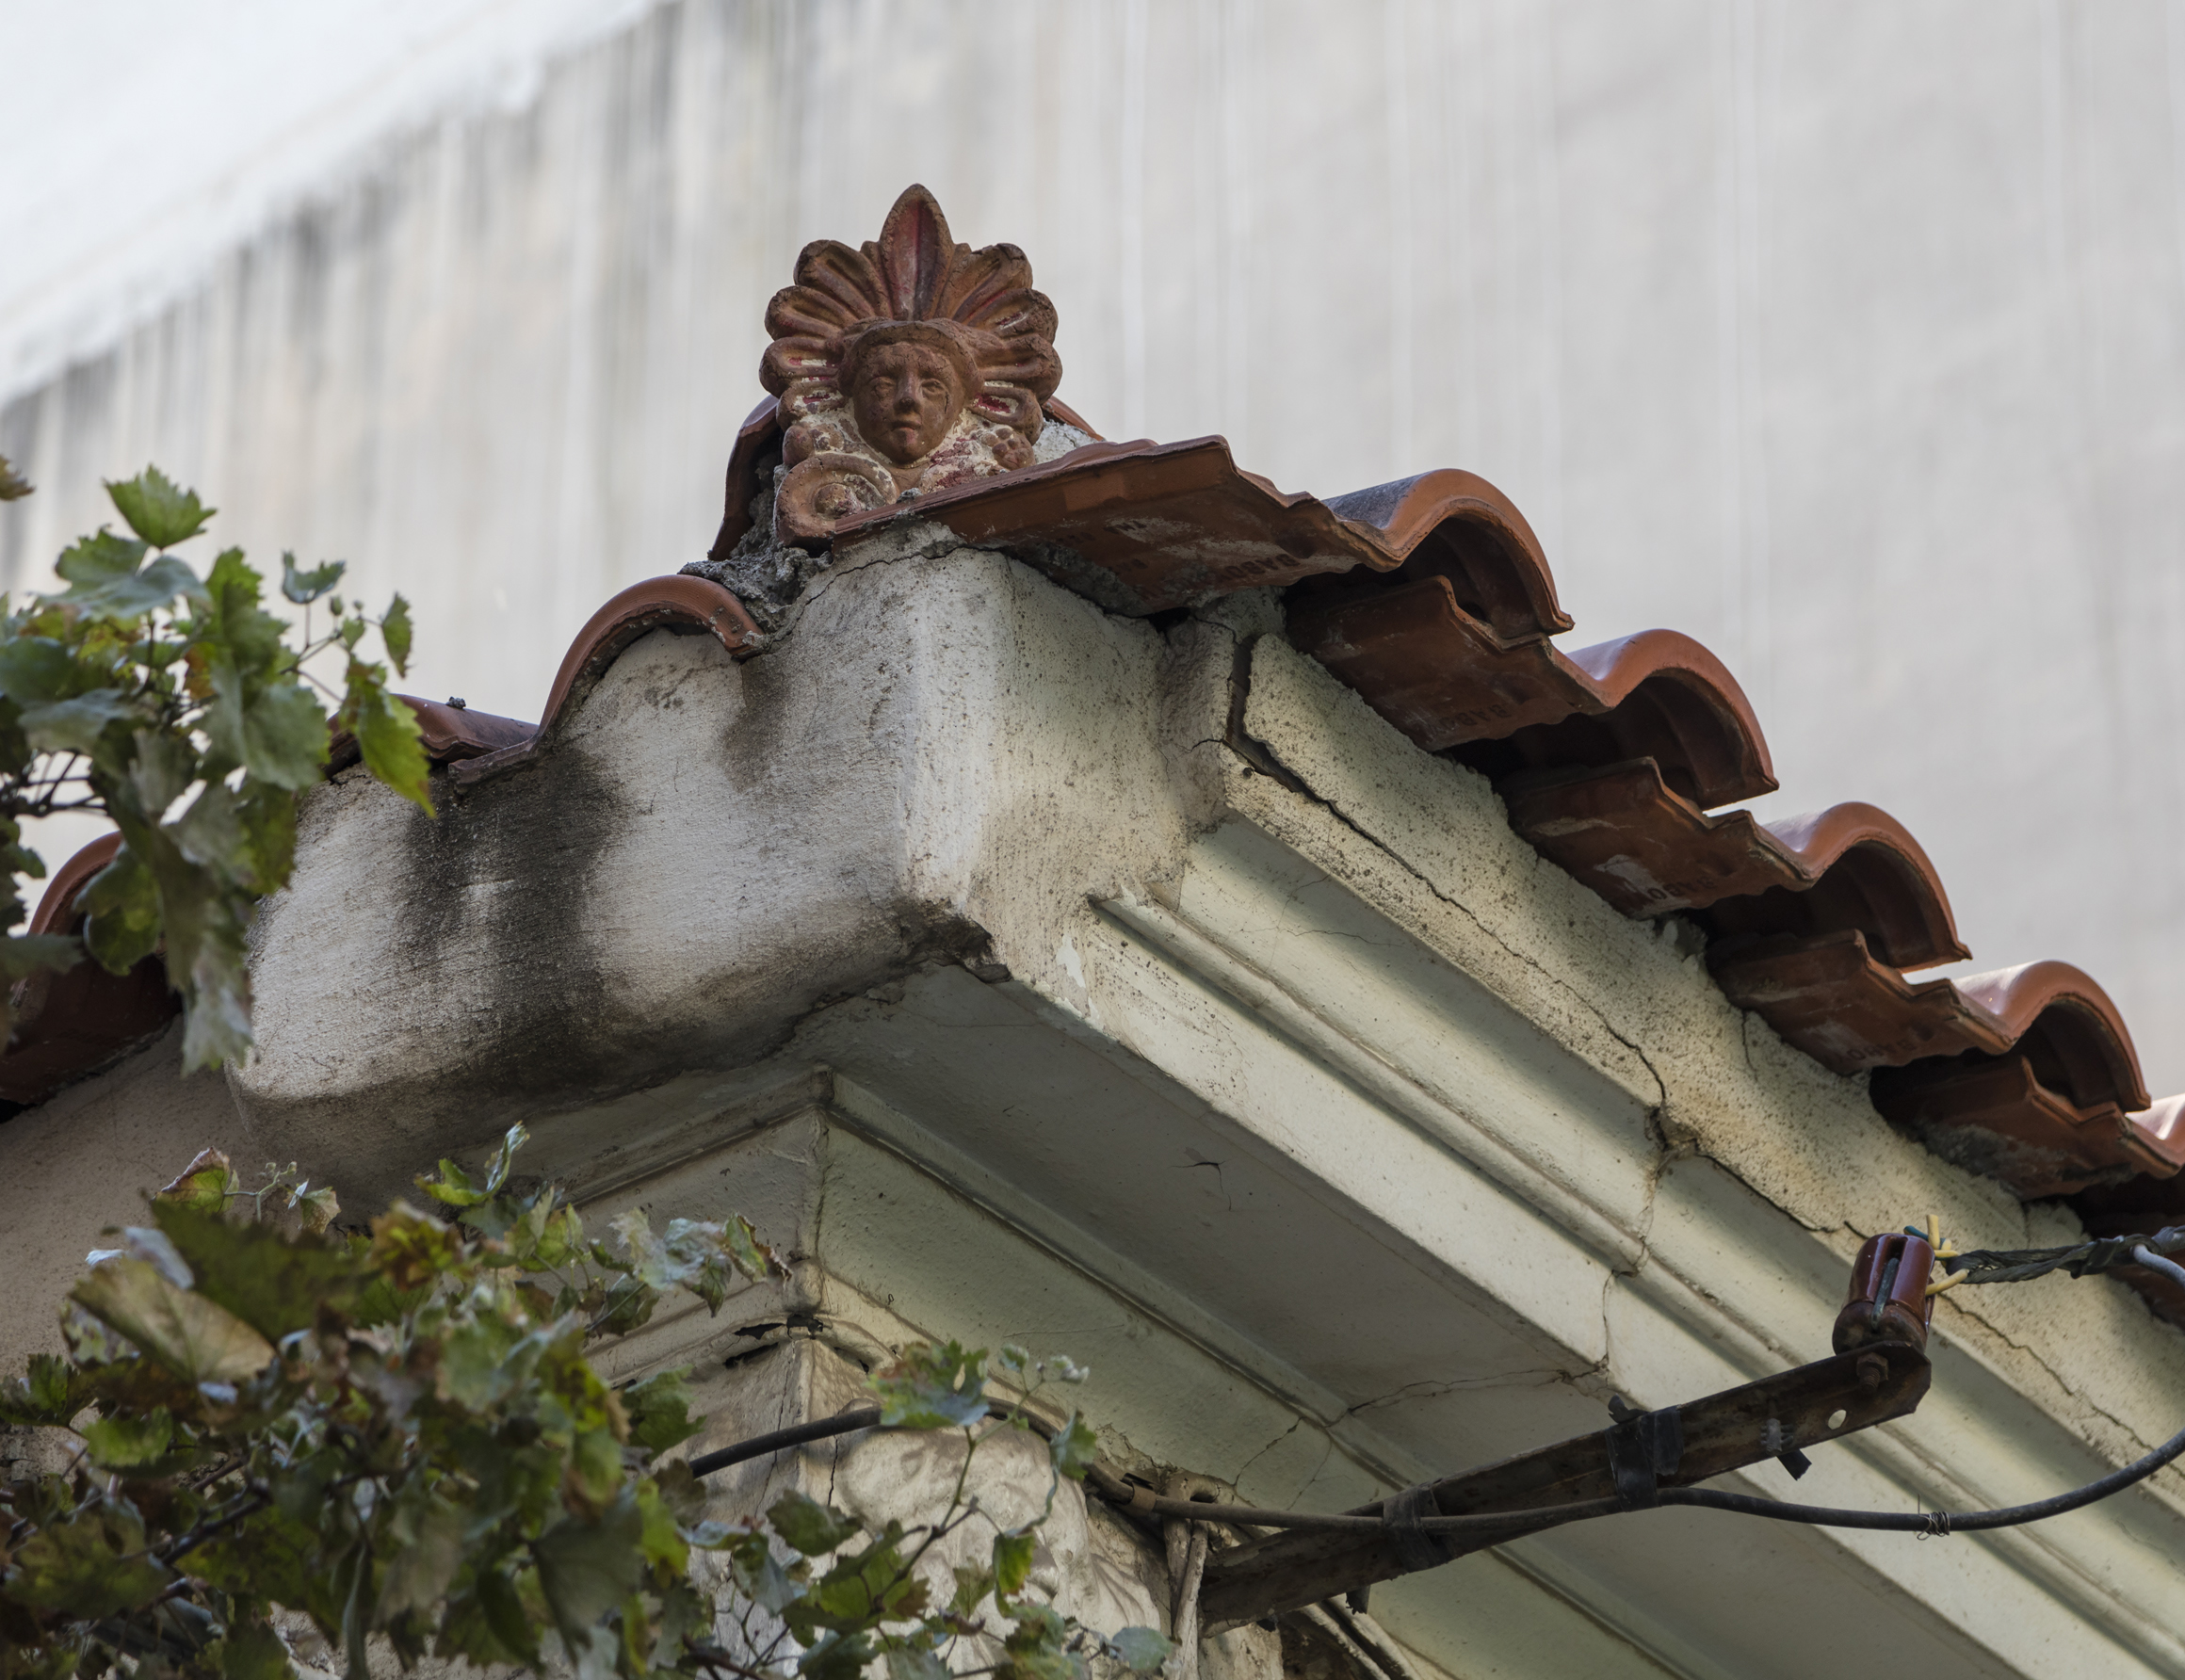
(760, 185), (1062, 543)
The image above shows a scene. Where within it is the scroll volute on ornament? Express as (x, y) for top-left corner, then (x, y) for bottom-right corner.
(1833, 1232), (1935, 1355)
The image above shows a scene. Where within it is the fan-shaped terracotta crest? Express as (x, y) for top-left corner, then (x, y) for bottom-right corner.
(760, 185), (1063, 543)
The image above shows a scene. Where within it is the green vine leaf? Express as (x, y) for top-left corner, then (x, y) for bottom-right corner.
(280, 552), (346, 606)
(71, 1254), (275, 1384)
(105, 466), (215, 548)
(870, 1339), (988, 1430)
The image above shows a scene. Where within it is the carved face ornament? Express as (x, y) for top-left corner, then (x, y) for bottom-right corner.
(847, 339), (970, 468)
(760, 186), (1062, 543)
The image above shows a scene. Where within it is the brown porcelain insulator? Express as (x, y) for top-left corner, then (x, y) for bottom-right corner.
(1833, 1232), (1935, 1355)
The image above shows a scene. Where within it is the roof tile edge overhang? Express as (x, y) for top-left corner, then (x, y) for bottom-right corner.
(11, 411), (2182, 1331)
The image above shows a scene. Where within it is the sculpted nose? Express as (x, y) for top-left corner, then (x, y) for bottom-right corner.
(893, 375), (921, 412)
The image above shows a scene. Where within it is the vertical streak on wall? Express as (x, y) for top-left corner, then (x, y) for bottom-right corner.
(1120, 0), (1150, 442)
(1711, 0), (1770, 711)
(1439, 3), (1479, 472)
(2038, 1), (2128, 803)
(2160, 1), (2185, 738)
(1190, 6), (1221, 426)
(1521, 0), (1565, 567)
(1219, 0), (1254, 467)
(1385, 0), (1416, 472)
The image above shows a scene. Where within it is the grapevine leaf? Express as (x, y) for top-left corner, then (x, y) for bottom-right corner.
(1048, 1411), (1099, 1481)
(532, 1493), (644, 1651)
(1, 1507), (173, 1617)
(623, 1366), (704, 1457)
(0, 636), (73, 702)
(218, 1621), (296, 1680)
(338, 658), (430, 813)
(1108, 1629), (1175, 1674)
(889, 1649), (952, 1680)
(0, 1353), (84, 1426)
(19, 687), (138, 755)
(280, 553), (346, 606)
(50, 541), (206, 617)
(381, 592), (413, 675)
(0, 933), (82, 980)
(950, 1564), (995, 1618)
(106, 466), (215, 548)
(154, 1146), (236, 1212)
(768, 1491), (862, 1559)
(154, 1199), (362, 1339)
(71, 1255), (275, 1383)
(236, 678), (330, 791)
(992, 1530), (1034, 1601)
(379, 1494), (467, 1617)
(869, 1340), (988, 1430)
(80, 1407), (174, 1469)
(78, 842), (161, 973)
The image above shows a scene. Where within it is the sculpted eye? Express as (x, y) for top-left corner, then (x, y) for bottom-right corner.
(921, 380), (947, 397)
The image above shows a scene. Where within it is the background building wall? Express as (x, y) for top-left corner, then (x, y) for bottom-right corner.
(8, 0), (2185, 1092)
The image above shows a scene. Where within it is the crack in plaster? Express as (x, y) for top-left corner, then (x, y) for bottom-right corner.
(1222, 685), (1670, 1125)
(1224, 1413), (1305, 1492)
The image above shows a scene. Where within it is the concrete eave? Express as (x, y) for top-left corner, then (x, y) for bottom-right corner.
(7, 535), (2184, 1678)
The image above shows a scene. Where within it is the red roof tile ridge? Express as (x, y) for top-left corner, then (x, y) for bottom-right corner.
(449, 576), (764, 789)
(3, 830), (177, 1107)
(806, 433), (1568, 634)
(1756, 800), (1970, 970)
(28, 831), (121, 936)
(2129, 1094), (2185, 1171)
(328, 697), (534, 776)
(1501, 765), (1965, 969)
(1548, 629), (1776, 807)
(1316, 469), (1570, 639)
(1950, 959), (2149, 1111)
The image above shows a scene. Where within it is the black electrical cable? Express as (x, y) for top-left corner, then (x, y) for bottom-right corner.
(688, 1369), (2185, 1545)
(1078, 1413), (2185, 1543)
(1939, 1221), (2185, 1288)
(688, 1406), (882, 1478)
(1656, 1412), (2185, 1535)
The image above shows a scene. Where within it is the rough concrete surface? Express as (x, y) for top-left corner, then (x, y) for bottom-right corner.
(3, 542), (2182, 1676)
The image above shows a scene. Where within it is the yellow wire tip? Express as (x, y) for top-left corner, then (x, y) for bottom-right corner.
(1927, 1270), (1972, 1298)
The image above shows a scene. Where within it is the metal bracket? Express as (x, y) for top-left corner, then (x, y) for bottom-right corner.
(1382, 1480), (1451, 1572)
(1605, 1404), (1685, 1508)
(1196, 1340), (1931, 1626)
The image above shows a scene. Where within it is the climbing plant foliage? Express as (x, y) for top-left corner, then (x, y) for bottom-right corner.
(0, 463), (428, 1069)
(0, 1126), (1171, 1680)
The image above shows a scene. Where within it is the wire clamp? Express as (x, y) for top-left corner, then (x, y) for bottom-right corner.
(1382, 1481), (1453, 1572)
(1605, 1402), (1684, 1509)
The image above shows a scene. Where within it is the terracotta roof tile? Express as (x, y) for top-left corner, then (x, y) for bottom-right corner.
(11, 418), (2184, 1331)
(0, 832), (178, 1107)
(791, 420), (2183, 1320)
(1503, 764), (1966, 966)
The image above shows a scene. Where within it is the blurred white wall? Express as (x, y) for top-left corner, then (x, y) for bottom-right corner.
(7, 0), (2185, 1093)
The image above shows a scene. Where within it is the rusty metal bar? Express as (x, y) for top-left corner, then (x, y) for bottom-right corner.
(1194, 1341), (1930, 1626)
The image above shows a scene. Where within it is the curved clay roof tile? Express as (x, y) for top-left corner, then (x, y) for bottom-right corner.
(1502, 767), (1966, 971)
(1451, 629), (1775, 811)
(1951, 961), (2148, 1115)
(449, 575), (763, 789)
(1, 832), (177, 1108)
